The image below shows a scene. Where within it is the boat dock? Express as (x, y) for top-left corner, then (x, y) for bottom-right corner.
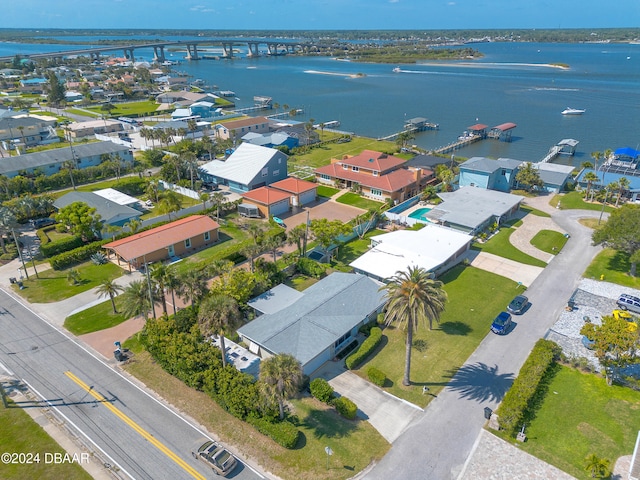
(540, 139), (579, 163)
(487, 122), (517, 142)
(377, 116), (439, 141)
(432, 123), (488, 154)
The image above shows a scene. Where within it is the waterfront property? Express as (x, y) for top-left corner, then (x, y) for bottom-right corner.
(214, 116), (270, 141)
(532, 162), (575, 193)
(237, 272), (386, 376)
(350, 224), (472, 282)
(198, 142), (288, 193)
(241, 131), (299, 149)
(54, 191), (142, 229)
(459, 157), (522, 192)
(103, 215), (220, 270)
(425, 186), (524, 234)
(576, 169), (640, 202)
(314, 149), (433, 203)
(0, 141), (133, 178)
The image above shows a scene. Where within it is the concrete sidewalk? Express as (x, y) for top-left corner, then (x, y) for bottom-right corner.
(313, 361), (423, 443)
(465, 250), (544, 287)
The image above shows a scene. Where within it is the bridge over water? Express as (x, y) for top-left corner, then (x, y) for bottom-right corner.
(0, 38), (323, 63)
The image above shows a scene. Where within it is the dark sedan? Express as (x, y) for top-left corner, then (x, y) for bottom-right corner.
(491, 312), (512, 335)
(507, 295), (529, 315)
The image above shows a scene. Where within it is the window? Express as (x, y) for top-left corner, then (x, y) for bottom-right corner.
(320, 174), (331, 180)
(261, 167), (268, 177)
(373, 171), (379, 176)
(371, 189), (382, 196)
(342, 164), (348, 170)
(334, 332), (350, 349)
(273, 169), (280, 176)
(184, 238), (191, 248)
(204, 231), (210, 241)
(352, 166), (359, 172)
(501, 169), (506, 176)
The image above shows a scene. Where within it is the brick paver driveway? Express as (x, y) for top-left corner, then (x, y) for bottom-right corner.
(279, 197), (366, 231)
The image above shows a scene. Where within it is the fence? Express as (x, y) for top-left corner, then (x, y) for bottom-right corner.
(159, 180), (200, 200)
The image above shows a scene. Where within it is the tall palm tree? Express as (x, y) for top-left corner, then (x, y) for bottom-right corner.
(124, 218), (142, 234)
(96, 280), (124, 314)
(199, 192), (210, 211)
(263, 234), (284, 263)
(242, 243), (263, 273)
(286, 224), (307, 255)
(583, 171), (599, 201)
(197, 293), (242, 367)
(177, 269), (207, 307)
(150, 263), (169, 316)
(616, 177), (630, 207)
(163, 265), (180, 315)
(210, 191), (226, 221)
(120, 279), (154, 319)
(0, 206), (17, 254)
(259, 353), (302, 420)
(380, 266), (447, 386)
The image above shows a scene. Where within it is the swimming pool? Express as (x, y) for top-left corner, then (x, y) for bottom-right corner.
(408, 207), (432, 221)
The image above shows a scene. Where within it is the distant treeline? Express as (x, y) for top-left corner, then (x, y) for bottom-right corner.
(0, 28), (638, 44)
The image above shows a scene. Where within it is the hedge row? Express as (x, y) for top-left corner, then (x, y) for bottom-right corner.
(309, 378), (334, 403)
(496, 339), (561, 436)
(49, 239), (109, 270)
(40, 235), (84, 258)
(345, 327), (383, 369)
(36, 226), (54, 246)
(367, 367), (386, 387)
(334, 396), (358, 420)
(246, 416), (300, 449)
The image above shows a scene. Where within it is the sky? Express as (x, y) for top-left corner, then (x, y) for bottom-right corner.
(3, 0), (639, 30)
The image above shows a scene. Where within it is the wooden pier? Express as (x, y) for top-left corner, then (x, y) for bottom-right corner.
(540, 139), (579, 163)
(377, 116), (439, 141)
(433, 134), (482, 154)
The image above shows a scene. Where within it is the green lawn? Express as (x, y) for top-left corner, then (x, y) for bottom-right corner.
(334, 229), (384, 266)
(551, 191), (615, 213)
(473, 228), (547, 268)
(354, 265), (521, 407)
(530, 230), (568, 254)
(316, 185), (340, 198)
(85, 100), (159, 117)
(285, 274), (322, 291)
(0, 400), (92, 480)
(520, 205), (552, 218)
(123, 350), (388, 480)
(64, 296), (129, 335)
(335, 192), (384, 211)
(289, 137), (398, 169)
(511, 366), (640, 479)
(14, 262), (125, 303)
(65, 107), (100, 118)
(584, 248), (640, 289)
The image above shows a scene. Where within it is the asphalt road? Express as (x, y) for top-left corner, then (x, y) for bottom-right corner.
(364, 208), (603, 480)
(0, 288), (262, 480)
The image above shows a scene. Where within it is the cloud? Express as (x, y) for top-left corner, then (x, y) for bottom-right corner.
(190, 5), (214, 13)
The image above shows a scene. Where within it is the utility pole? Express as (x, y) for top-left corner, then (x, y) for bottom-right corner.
(11, 228), (28, 280)
(143, 255), (156, 320)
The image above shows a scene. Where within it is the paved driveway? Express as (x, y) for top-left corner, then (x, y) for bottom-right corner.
(279, 197), (365, 231)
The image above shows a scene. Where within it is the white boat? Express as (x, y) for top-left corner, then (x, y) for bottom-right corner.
(561, 107), (586, 115)
(393, 67), (401, 73)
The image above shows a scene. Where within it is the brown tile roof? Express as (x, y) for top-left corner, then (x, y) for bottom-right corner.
(270, 177), (317, 194)
(220, 116), (269, 129)
(103, 215), (219, 261)
(315, 164), (417, 192)
(338, 150), (405, 172)
(242, 186), (291, 205)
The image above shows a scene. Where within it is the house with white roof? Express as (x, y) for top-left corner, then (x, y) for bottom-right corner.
(198, 143), (288, 193)
(350, 224), (472, 282)
(238, 272), (386, 375)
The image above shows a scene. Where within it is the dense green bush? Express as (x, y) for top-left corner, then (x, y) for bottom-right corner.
(246, 416), (300, 449)
(334, 396), (358, 420)
(345, 327), (383, 369)
(36, 226), (55, 245)
(40, 235), (84, 258)
(49, 239), (109, 270)
(496, 339), (561, 436)
(296, 257), (326, 277)
(309, 378), (334, 403)
(367, 366), (386, 387)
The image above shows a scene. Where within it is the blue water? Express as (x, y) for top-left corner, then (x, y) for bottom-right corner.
(1, 39), (638, 163)
(408, 207), (433, 221)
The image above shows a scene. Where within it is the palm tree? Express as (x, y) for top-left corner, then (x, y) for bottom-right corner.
(67, 268), (81, 285)
(177, 269), (207, 307)
(0, 206), (17, 254)
(150, 263), (169, 316)
(263, 234), (284, 263)
(200, 135), (214, 161)
(145, 179), (160, 203)
(199, 192), (210, 210)
(62, 160), (77, 190)
(583, 171), (599, 201)
(242, 243), (263, 273)
(286, 224), (307, 255)
(584, 453), (610, 478)
(197, 293), (242, 368)
(210, 191), (226, 221)
(124, 218), (142, 234)
(380, 266), (447, 386)
(163, 266), (181, 315)
(187, 118), (198, 141)
(120, 279), (153, 319)
(96, 280), (124, 314)
(158, 190), (182, 220)
(245, 221), (268, 245)
(259, 353), (302, 420)
(616, 177), (630, 207)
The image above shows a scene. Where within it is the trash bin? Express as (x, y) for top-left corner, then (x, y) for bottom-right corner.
(114, 349), (126, 362)
(9, 277), (16, 284)
(484, 407), (493, 420)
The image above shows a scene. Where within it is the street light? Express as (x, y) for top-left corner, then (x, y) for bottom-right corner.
(598, 187), (609, 225)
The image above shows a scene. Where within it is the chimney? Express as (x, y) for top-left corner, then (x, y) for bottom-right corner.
(413, 167), (422, 183)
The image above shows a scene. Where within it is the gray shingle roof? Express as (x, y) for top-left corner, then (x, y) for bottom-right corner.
(238, 273), (385, 367)
(53, 191), (141, 226)
(460, 157), (522, 174)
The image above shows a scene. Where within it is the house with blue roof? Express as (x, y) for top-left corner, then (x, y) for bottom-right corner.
(238, 272), (386, 375)
(576, 169), (640, 202)
(459, 157), (522, 192)
(241, 131), (299, 150)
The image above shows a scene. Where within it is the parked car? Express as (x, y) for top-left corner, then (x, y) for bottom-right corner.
(191, 440), (237, 477)
(29, 217), (56, 229)
(491, 312), (512, 335)
(617, 294), (640, 314)
(507, 295), (529, 315)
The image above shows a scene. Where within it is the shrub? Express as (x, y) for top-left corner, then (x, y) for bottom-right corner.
(246, 416), (300, 449)
(334, 396), (357, 420)
(40, 235), (84, 258)
(367, 367), (386, 387)
(345, 327), (383, 369)
(309, 378), (334, 403)
(296, 257), (326, 277)
(90, 252), (108, 265)
(49, 239), (109, 270)
(496, 339), (561, 436)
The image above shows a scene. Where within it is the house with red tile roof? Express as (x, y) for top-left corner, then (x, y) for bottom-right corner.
(103, 215), (219, 270)
(314, 150), (433, 203)
(241, 186), (292, 218)
(270, 177), (318, 207)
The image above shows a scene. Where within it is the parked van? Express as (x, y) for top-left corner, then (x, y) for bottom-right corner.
(617, 294), (640, 314)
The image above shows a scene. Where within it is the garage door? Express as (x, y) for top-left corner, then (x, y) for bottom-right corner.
(269, 198), (290, 216)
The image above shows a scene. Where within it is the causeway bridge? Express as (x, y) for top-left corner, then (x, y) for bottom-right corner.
(0, 39), (321, 63)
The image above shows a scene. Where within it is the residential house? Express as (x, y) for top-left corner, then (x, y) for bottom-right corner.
(270, 177), (318, 208)
(531, 162), (575, 193)
(0, 115), (58, 147)
(18, 78), (47, 94)
(350, 224), (473, 282)
(214, 116), (270, 141)
(424, 186), (524, 234)
(67, 119), (124, 138)
(53, 191), (141, 229)
(241, 186), (292, 218)
(314, 150), (432, 203)
(155, 90), (208, 104)
(404, 154), (453, 171)
(576, 169), (640, 202)
(0, 141), (133, 178)
(458, 157), (522, 192)
(199, 143), (288, 193)
(241, 131), (299, 150)
(103, 215), (220, 270)
(238, 272), (386, 375)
